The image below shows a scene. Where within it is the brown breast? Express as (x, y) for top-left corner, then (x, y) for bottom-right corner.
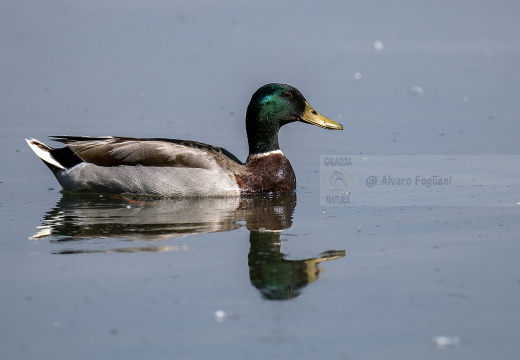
(234, 152), (296, 193)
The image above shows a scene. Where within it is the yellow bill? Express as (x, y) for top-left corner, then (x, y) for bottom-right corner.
(299, 102), (343, 130)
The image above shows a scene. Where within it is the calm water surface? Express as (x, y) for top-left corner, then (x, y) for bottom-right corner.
(1, 1), (520, 359)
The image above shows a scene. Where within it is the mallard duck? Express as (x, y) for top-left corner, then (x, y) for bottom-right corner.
(26, 83), (343, 196)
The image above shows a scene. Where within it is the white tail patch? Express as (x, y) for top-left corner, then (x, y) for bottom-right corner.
(25, 138), (66, 170)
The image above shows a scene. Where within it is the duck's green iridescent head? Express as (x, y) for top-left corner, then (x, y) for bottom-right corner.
(246, 83), (343, 155)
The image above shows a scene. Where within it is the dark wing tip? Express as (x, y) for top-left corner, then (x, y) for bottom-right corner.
(49, 135), (115, 144)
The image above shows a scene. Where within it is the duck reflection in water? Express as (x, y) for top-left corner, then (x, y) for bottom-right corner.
(243, 196), (345, 300)
(31, 192), (345, 300)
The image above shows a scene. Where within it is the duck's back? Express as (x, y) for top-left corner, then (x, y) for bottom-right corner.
(29, 136), (244, 197)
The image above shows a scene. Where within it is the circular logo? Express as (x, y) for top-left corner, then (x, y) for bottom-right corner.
(323, 169), (353, 194)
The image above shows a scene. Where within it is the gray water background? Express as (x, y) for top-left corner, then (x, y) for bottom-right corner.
(1, 1), (519, 359)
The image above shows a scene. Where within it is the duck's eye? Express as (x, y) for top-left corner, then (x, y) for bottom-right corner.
(282, 91), (293, 99)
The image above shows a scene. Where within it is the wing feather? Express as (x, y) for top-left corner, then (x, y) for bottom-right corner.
(49, 136), (243, 169)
